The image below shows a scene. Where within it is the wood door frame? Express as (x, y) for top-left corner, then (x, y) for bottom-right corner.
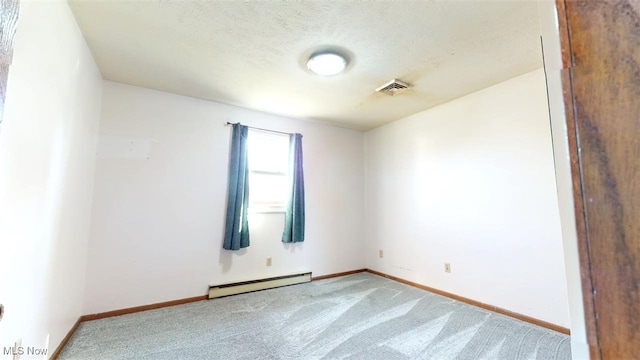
(556, 0), (640, 358)
(555, 1), (601, 357)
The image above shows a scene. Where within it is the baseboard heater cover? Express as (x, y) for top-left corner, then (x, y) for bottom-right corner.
(208, 272), (312, 299)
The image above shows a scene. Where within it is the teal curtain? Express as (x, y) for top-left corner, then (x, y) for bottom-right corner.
(223, 124), (250, 250)
(282, 133), (305, 243)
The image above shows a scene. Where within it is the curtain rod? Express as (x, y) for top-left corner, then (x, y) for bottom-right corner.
(225, 122), (301, 137)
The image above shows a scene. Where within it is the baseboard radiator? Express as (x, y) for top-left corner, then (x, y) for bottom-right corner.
(208, 272), (312, 299)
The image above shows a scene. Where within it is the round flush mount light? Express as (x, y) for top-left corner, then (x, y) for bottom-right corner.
(307, 51), (348, 76)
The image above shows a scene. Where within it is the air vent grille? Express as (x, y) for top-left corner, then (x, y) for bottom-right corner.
(375, 79), (411, 96)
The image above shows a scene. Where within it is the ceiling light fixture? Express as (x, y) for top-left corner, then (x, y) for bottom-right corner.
(307, 51), (348, 77)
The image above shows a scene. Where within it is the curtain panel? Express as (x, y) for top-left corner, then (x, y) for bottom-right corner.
(282, 133), (305, 243)
(223, 124), (250, 250)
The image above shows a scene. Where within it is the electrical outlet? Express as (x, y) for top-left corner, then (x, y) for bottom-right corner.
(266, 257), (272, 266)
(378, 249), (384, 258)
(444, 263), (451, 273)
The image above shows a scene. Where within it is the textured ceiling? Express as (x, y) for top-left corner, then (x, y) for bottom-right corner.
(68, 1), (543, 131)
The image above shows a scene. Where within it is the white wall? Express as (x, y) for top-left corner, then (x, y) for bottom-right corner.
(537, 1), (588, 357)
(83, 81), (364, 314)
(0, 0), (102, 356)
(364, 69), (570, 327)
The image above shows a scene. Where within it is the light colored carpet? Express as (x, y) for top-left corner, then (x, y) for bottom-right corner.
(59, 273), (571, 359)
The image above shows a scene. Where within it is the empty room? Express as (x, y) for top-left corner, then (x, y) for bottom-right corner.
(5, 0), (630, 359)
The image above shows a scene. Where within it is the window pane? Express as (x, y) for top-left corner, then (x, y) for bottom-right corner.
(248, 130), (289, 174)
(247, 129), (290, 212)
(249, 173), (288, 208)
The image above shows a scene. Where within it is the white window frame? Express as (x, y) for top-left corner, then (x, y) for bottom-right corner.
(247, 129), (289, 213)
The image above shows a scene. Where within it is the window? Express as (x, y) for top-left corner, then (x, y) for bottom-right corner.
(247, 129), (289, 212)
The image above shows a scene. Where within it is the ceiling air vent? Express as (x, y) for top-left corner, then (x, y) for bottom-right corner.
(375, 79), (411, 96)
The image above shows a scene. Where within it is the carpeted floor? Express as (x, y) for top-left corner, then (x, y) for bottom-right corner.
(59, 273), (571, 359)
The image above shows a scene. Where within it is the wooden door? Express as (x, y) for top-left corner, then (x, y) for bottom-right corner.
(559, 1), (640, 358)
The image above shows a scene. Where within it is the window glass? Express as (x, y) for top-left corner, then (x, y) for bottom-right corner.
(247, 130), (289, 212)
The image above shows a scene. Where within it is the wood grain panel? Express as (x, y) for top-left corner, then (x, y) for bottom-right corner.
(556, 2), (601, 357)
(561, 67), (602, 360)
(563, 1), (640, 358)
